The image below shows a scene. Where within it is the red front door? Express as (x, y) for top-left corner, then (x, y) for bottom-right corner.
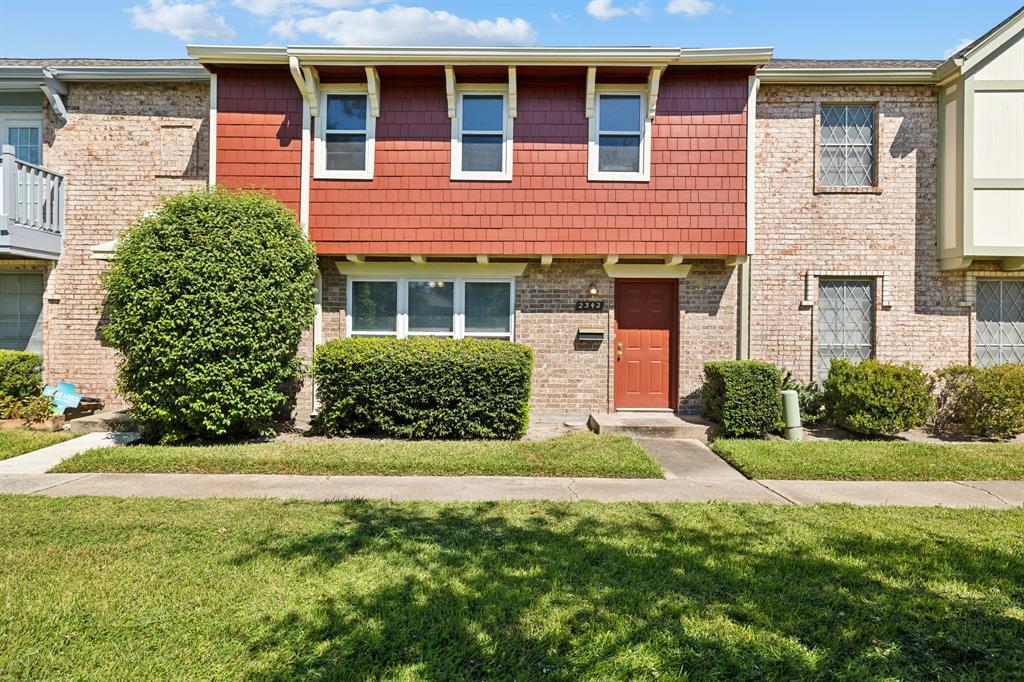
(614, 280), (676, 410)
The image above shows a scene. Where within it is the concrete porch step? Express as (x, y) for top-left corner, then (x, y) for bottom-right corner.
(588, 412), (719, 442)
(66, 410), (134, 434)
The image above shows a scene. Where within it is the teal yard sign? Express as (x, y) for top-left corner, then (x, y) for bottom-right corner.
(43, 381), (82, 415)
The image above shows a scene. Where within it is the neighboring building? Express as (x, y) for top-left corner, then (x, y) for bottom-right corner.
(2, 7), (1022, 420)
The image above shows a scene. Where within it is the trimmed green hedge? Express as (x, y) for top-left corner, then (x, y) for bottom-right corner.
(934, 364), (1024, 439)
(702, 360), (783, 437)
(102, 188), (317, 443)
(313, 337), (532, 440)
(0, 350), (42, 401)
(824, 359), (934, 436)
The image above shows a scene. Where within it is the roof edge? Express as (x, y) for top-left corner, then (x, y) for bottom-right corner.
(757, 66), (939, 84)
(187, 44), (772, 66)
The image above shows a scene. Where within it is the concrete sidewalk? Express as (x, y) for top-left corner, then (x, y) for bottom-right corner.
(0, 472), (1020, 507)
(0, 432), (1019, 508)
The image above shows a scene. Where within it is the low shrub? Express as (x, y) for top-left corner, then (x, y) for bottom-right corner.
(823, 359), (934, 436)
(934, 364), (1024, 439)
(931, 365), (979, 433)
(0, 350), (43, 401)
(313, 337), (533, 440)
(0, 394), (55, 424)
(102, 189), (317, 443)
(702, 360), (783, 437)
(781, 370), (825, 425)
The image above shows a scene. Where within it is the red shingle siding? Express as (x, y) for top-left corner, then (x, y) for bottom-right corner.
(216, 68), (749, 255)
(215, 69), (301, 211)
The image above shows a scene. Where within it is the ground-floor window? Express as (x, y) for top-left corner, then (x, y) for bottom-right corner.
(348, 277), (514, 340)
(976, 279), (1024, 366)
(0, 272), (44, 354)
(817, 278), (874, 380)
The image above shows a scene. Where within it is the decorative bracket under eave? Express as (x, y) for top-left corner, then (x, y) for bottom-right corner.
(585, 67), (597, 119)
(40, 68), (68, 124)
(646, 66), (665, 119)
(938, 256), (973, 271)
(365, 66), (380, 118)
(508, 66), (517, 119)
(288, 56), (320, 117)
(444, 66), (456, 118)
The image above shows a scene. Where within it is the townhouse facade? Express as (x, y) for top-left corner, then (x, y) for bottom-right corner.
(1, 7), (1021, 420)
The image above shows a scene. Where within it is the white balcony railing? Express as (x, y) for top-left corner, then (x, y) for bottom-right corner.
(0, 144), (64, 259)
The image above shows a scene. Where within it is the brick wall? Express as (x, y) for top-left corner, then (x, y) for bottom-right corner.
(215, 67), (750, 257)
(752, 84), (977, 381)
(42, 81), (209, 406)
(316, 258), (738, 415)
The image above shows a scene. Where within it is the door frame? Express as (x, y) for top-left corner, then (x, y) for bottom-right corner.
(612, 278), (680, 412)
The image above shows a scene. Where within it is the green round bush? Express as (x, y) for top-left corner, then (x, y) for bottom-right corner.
(935, 364), (1024, 439)
(702, 360), (783, 437)
(823, 359), (934, 436)
(103, 189), (317, 442)
(0, 350), (43, 400)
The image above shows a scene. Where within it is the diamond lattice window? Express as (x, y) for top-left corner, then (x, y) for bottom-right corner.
(819, 105), (876, 187)
(976, 280), (1024, 366)
(817, 278), (875, 380)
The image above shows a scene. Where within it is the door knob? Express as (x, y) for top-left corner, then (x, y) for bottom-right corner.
(616, 350), (623, 360)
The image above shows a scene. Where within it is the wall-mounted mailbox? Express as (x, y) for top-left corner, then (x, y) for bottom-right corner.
(576, 327), (605, 342)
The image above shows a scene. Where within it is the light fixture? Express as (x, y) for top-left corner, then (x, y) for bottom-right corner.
(587, 282), (599, 297)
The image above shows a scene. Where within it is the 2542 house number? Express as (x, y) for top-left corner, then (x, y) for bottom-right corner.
(575, 300), (605, 311)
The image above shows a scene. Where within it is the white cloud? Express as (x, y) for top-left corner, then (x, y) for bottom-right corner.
(129, 0), (235, 41)
(231, 0), (364, 19)
(586, 0), (648, 20)
(271, 6), (537, 46)
(944, 37), (972, 59)
(665, 0), (714, 17)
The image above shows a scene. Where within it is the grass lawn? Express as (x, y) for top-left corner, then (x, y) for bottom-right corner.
(1, 496), (1021, 680)
(712, 438), (1024, 481)
(0, 429), (78, 461)
(50, 432), (663, 479)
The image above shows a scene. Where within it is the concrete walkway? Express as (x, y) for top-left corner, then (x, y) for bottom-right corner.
(0, 432), (1019, 508)
(0, 431), (138, 475)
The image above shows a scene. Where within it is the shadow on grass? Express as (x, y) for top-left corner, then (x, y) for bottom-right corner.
(235, 502), (1024, 681)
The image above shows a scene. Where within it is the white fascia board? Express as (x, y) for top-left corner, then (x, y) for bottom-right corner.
(187, 45), (289, 64)
(757, 67), (938, 84)
(188, 44), (772, 67)
(677, 47), (773, 65)
(49, 66), (209, 81)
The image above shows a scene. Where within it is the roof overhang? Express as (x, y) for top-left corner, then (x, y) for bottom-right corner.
(188, 44), (773, 68)
(0, 65), (208, 86)
(757, 67), (939, 85)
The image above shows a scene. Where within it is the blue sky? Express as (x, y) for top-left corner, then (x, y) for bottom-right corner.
(1, 0), (1021, 60)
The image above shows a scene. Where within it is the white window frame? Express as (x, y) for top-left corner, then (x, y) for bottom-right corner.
(588, 86), (651, 182)
(451, 85), (513, 181)
(0, 113), (43, 165)
(314, 84), (375, 180)
(347, 276), (515, 340)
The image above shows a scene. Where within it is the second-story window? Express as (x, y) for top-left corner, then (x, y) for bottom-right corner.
(451, 88), (512, 181)
(589, 89), (651, 182)
(315, 86), (375, 180)
(818, 104), (876, 189)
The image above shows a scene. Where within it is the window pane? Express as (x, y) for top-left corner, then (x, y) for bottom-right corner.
(462, 95), (503, 132)
(819, 105), (875, 187)
(0, 273), (43, 353)
(599, 95), (642, 132)
(8, 127), (40, 164)
(598, 134), (640, 172)
(465, 282), (511, 334)
(976, 280), (1024, 366)
(326, 94), (366, 131)
(351, 281), (397, 333)
(408, 281), (454, 333)
(462, 134), (503, 172)
(817, 279), (874, 380)
(326, 133), (366, 171)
